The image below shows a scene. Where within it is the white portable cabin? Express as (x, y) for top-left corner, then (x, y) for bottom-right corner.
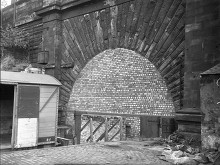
(0, 71), (61, 149)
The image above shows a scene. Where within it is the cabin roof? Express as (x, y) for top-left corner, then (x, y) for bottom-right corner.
(0, 71), (61, 86)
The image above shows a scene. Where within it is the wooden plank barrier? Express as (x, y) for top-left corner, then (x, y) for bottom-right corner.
(86, 120), (105, 142)
(96, 117), (121, 142)
(72, 111), (124, 144)
(70, 111), (175, 145)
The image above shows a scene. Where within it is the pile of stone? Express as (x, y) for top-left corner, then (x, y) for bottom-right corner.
(156, 132), (220, 165)
(159, 146), (220, 165)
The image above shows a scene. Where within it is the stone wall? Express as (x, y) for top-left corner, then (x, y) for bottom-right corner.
(2, 0), (42, 28)
(183, 0), (220, 111)
(175, 0), (220, 138)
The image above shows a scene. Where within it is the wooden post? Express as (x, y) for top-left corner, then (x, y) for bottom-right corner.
(119, 117), (123, 141)
(90, 117), (93, 142)
(159, 117), (162, 138)
(105, 117), (108, 142)
(74, 112), (81, 144)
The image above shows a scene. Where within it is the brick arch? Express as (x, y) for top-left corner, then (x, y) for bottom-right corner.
(61, 0), (185, 111)
(68, 48), (175, 116)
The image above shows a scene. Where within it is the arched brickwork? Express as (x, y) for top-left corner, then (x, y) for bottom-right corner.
(60, 0), (185, 111)
(68, 48), (175, 116)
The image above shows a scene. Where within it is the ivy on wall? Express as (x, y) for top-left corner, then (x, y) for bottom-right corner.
(1, 25), (30, 71)
(1, 25), (30, 49)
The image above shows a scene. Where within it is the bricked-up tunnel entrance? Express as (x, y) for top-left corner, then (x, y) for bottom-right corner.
(68, 48), (174, 116)
(67, 48), (175, 141)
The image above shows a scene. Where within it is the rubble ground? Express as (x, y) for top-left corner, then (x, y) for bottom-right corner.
(155, 132), (220, 165)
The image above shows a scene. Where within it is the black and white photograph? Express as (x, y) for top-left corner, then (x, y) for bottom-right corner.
(0, 0), (220, 164)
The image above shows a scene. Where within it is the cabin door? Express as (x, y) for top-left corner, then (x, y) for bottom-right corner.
(38, 86), (59, 145)
(14, 85), (39, 148)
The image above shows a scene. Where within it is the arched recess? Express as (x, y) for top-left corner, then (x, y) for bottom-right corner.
(60, 0), (185, 111)
(68, 48), (175, 116)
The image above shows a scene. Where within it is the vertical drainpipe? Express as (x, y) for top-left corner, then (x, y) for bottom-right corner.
(13, 0), (16, 58)
(13, 0), (16, 27)
(0, 0), (3, 58)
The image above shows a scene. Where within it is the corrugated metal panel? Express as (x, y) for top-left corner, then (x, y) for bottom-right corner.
(17, 86), (39, 118)
(16, 118), (37, 148)
(0, 71), (61, 86)
(38, 86), (58, 142)
(201, 63), (220, 75)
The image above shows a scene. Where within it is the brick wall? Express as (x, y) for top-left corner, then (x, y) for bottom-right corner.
(68, 48), (174, 116)
(67, 48), (174, 137)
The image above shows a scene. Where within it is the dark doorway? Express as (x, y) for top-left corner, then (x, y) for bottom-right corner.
(0, 84), (14, 149)
(140, 116), (160, 138)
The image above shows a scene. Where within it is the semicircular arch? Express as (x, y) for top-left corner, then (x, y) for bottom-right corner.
(68, 48), (175, 116)
(61, 0), (185, 110)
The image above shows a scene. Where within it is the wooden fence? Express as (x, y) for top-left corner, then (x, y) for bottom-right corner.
(72, 114), (123, 144)
(64, 111), (175, 145)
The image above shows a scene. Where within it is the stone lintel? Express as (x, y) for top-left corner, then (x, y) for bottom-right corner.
(176, 108), (201, 114)
(35, 0), (91, 17)
(61, 0), (91, 10)
(175, 108), (202, 123)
